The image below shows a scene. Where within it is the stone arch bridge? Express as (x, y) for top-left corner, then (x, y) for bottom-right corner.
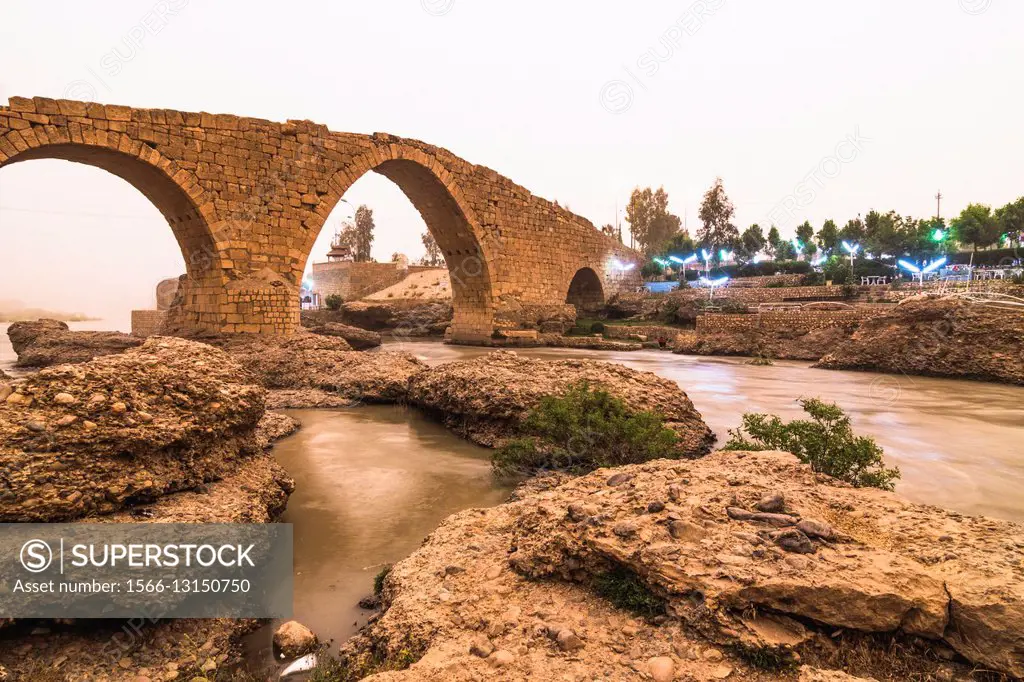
(0, 96), (640, 343)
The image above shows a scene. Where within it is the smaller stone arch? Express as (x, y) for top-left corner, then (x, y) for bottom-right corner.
(566, 267), (606, 312)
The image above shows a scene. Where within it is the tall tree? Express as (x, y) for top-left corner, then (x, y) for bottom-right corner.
(626, 187), (683, 254)
(421, 230), (444, 266)
(795, 221), (815, 255)
(839, 217), (866, 245)
(817, 219), (840, 252)
(951, 203), (1001, 253)
(739, 224), (766, 259)
(766, 225), (782, 257)
(697, 178), (739, 248)
(996, 197), (1024, 247)
(353, 204), (375, 262)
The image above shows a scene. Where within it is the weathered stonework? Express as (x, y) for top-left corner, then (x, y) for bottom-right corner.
(0, 96), (640, 342)
(696, 309), (880, 334)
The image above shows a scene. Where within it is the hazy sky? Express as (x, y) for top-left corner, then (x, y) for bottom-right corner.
(1, 0), (1021, 320)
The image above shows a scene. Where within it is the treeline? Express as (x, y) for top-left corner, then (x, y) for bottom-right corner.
(620, 179), (1024, 263)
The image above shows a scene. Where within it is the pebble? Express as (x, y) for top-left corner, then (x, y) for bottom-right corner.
(755, 493), (786, 513)
(667, 483), (684, 502)
(487, 650), (515, 667)
(712, 664), (733, 678)
(111, 401), (127, 414)
(647, 656), (674, 682)
(647, 501), (665, 513)
(613, 521), (637, 537)
(556, 629), (585, 652)
(57, 415), (78, 426)
(26, 421), (47, 432)
(703, 648), (724, 662)
(0, 384), (13, 401)
(668, 520), (705, 542)
(796, 518), (834, 540)
(469, 637), (494, 658)
(607, 473), (634, 487)
(53, 392), (77, 405)
(775, 529), (815, 554)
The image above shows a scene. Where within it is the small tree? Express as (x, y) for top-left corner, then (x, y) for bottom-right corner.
(996, 197), (1024, 247)
(766, 225), (782, 257)
(353, 204), (375, 262)
(739, 224), (766, 259)
(324, 294), (343, 311)
(951, 203), (1000, 254)
(817, 219), (840, 252)
(626, 187), (683, 254)
(421, 230), (444, 266)
(723, 398), (900, 490)
(697, 177), (739, 248)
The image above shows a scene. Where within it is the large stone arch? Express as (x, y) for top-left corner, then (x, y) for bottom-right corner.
(0, 129), (230, 333)
(307, 144), (497, 343)
(0, 133), (221, 276)
(565, 266), (606, 312)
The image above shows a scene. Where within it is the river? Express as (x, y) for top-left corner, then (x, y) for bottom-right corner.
(3, 324), (1024, 664)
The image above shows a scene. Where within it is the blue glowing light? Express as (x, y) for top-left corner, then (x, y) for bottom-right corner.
(698, 276), (730, 287)
(612, 259), (637, 271)
(898, 259), (921, 274)
(653, 257), (669, 267)
(922, 257), (948, 274)
(700, 249), (712, 262)
(842, 241), (861, 255)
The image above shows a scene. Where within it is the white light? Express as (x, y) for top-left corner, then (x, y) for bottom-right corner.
(922, 257), (948, 274)
(701, 249), (712, 262)
(719, 249), (734, 262)
(698, 276), (730, 287)
(842, 241), (861, 255)
(611, 258), (636, 271)
(668, 256), (685, 264)
(898, 259), (921, 274)
(752, 254), (772, 263)
(811, 254), (828, 266)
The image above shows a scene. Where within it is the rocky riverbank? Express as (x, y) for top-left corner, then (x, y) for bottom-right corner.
(0, 337), (297, 681)
(7, 319), (142, 368)
(815, 296), (1024, 384)
(338, 450), (1024, 680)
(407, 350), (715, 456)
(673, 325), (854, 361)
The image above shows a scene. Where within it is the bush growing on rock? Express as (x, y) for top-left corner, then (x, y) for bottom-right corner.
(493, 381), (680, 476)
(325, 294), (343, 311)
(723, 398), (900, 490)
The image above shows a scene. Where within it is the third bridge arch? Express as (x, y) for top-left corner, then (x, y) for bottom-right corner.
(0, 96), (641, 342)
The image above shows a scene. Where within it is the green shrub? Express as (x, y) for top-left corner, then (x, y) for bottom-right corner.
(325, 294), (343, 311)
(492, 381), (680, 476)
(592, 566), (665, 618)
(723, 398), (900, 490)
(590, 321), (606, 334)
(373, 564), (391, 597)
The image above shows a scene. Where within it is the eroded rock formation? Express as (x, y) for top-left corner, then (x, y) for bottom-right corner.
(815, 296), (1024, 384)
(342, 450), (1024, 680)
(407, 350), (715, 456)
(0, 337), (270, 521)
(303, 320), (383, 350)
(7, 319), (142, 368)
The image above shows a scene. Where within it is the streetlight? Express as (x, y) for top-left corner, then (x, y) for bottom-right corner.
(932, 228), (946, 242)
(700, 249), (713, 277)
(842, 240), (861, 279)
(791, 237), (803, 258)
(669, 254), (697, 265)
(719, 249), (734, 264)
(898, 257), (947, 286)
(698, 275), (730, 301)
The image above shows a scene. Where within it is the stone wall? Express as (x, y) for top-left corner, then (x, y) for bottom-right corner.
(0, 95), (641, 342)
(675, 284), (852, 306)
(697, 308), (879, 334)
(725, 274), (804, 288)
(309, 261), (406, 300)
(604, 325), (681, 341)
(131, 310), (167, 337)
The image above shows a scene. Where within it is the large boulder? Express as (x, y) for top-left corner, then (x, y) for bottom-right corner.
(342, 450), (1024, 680)
(7, 319), (142, 367)
(0, 337), (267, 522)
(815, 296), (1024, 384)
(407, 350), (714, 456)
(218, 331), (425, 406)
(304, 320), (383, 350)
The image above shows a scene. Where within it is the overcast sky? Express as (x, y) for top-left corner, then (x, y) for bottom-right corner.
(1, 0), (1021, 320)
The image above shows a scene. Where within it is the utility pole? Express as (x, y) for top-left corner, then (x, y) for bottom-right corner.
(935, 190), (943, 220)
